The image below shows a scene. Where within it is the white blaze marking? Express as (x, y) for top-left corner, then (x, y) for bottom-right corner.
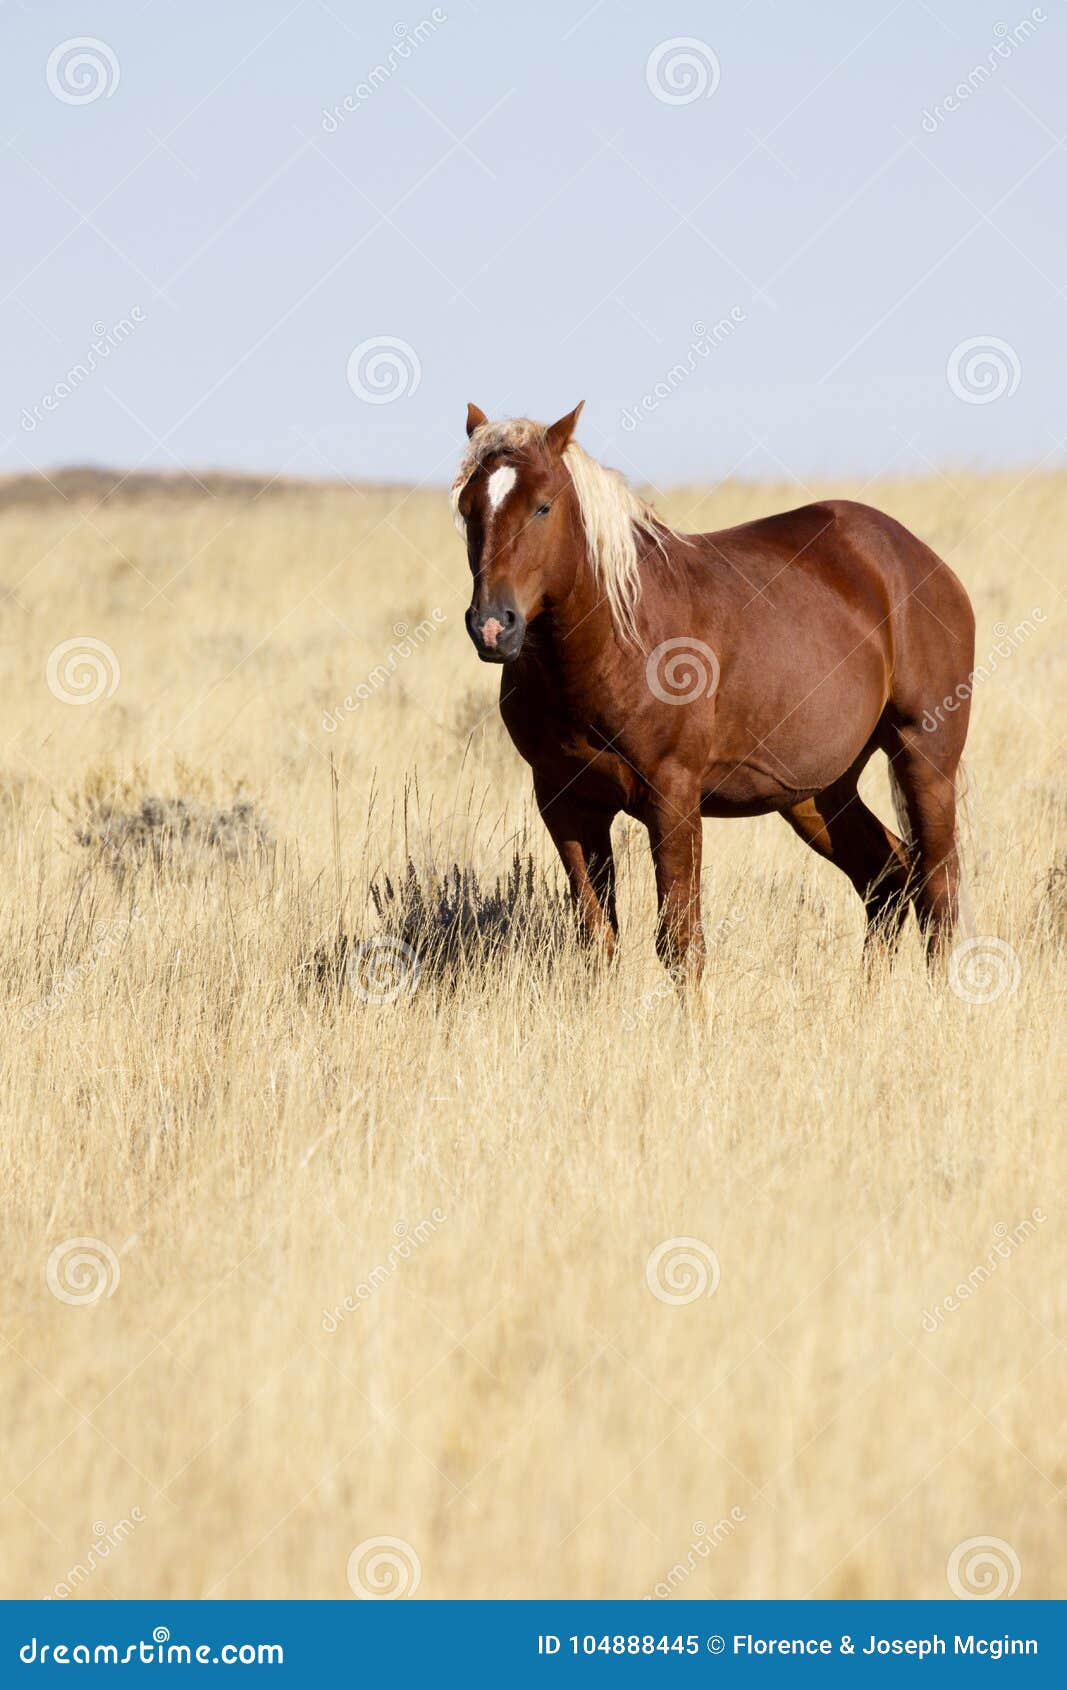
(487, 465), (517, 512)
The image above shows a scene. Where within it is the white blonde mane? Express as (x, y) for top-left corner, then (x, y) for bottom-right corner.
(451, 417), (679, 644)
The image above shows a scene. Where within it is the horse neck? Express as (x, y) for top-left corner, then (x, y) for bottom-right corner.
(543, 508), (618, 653)
(525, 518), (658, 702)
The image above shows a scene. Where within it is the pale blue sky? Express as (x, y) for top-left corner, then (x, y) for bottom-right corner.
(3, 0), (1064, 486)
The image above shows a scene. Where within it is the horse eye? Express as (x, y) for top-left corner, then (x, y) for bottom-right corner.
(535, 503), (551, 518)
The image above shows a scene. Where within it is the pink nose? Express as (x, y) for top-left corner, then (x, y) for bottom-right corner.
(482, 617), (503, 649)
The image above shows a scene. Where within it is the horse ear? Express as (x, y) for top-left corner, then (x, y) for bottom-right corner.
(545, 401), (585, 455)
(466, 402), (488, 438)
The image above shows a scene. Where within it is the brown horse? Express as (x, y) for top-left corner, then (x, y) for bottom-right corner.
(452, 402), (975, 976)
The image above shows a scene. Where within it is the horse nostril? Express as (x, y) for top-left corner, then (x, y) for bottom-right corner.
(468, 603), (524, 660)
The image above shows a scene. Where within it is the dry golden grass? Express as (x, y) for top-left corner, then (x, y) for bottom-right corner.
(0, 463), (1063, 1600)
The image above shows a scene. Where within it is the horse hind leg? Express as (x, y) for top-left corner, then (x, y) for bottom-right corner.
(782, 779), (913, 961)
(885, 730), (965, 960)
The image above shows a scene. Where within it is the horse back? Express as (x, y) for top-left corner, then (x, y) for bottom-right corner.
(703, 497), (967, 603)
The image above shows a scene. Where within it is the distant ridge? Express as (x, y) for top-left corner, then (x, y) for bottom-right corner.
(0, 466), (387, 508)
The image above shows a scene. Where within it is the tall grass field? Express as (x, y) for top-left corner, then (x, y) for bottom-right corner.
(0, 464), (1062, 1599)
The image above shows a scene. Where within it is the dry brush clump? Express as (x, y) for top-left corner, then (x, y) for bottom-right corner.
(1035, 850), (1067, 940)
(74, 793), (275, 883)
(312, 851), (575, 1001)
(0, 466), (1063, 1601)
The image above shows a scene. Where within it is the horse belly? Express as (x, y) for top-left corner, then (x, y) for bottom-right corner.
(702, 639), (888, 809)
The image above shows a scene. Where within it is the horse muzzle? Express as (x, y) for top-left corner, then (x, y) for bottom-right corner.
(466, 602), (526, 663)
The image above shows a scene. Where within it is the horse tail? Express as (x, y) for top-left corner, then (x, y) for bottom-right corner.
(887, 760), (912, 855)
(953, 757), (977, 938)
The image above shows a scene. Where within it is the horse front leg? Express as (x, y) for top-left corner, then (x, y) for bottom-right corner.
(647, 793), (705, 981)
(535, 786), (618, 962)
